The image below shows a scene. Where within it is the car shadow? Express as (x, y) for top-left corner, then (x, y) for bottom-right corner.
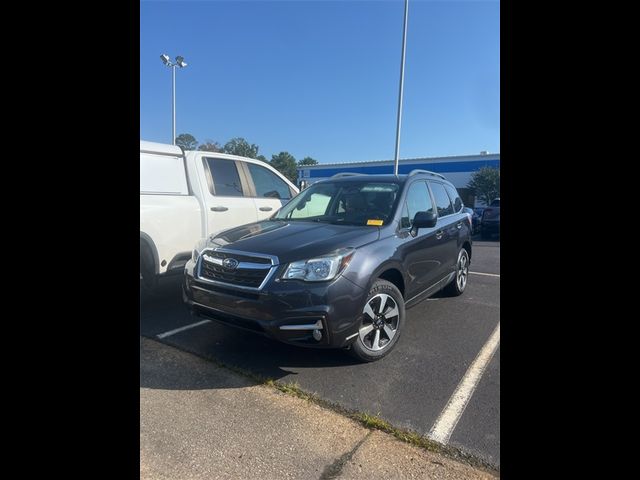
(141, 276), (364, 390)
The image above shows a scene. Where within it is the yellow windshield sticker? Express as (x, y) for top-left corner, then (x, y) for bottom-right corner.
(367, 219), (384, 226)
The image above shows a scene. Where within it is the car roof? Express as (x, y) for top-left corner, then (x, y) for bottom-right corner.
(314, 173), (455, 187)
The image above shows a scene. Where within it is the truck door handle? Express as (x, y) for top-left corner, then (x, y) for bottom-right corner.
(456, 222), (463, 229)
(436, 230), (444, 240)
(259, 206), (273, 212)
(211, 206), (228, 212)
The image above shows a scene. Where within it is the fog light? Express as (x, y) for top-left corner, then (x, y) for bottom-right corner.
(312, 329), (322, 341)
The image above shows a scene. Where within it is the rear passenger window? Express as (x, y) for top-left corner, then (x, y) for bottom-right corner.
(205, 158), (244, 197)
(405, 182), (434, 227)
(247, 163), (291, 199)
(429, 182), (454, 217)
(444, 184), (463, 212)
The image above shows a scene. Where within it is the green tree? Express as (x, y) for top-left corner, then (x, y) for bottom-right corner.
(197, 140), (223, 152)
(256, 154), (269, 163)
(298, 157), (318, 166)
(175, 133), (198, 150)
(467, 167), (500, 205)
(270, 152), (298, 183)
(223, 137), (260, 159)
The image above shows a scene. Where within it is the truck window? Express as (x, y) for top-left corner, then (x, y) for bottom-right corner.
(247, 163), (291, 199)
(205, 158), (245, 197)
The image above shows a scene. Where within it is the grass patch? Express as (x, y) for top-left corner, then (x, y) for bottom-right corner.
(147, 337), (497, 474)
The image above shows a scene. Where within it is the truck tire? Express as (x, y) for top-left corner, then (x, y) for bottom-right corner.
(140, 241), (158, 292)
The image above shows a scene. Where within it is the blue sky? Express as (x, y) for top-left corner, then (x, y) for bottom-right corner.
(141, 0), (499, 164)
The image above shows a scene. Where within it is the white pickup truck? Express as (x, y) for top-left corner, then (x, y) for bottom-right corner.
(140, 140), (299, 289)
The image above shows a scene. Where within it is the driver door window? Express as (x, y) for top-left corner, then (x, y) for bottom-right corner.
(404, 182), (434, 227)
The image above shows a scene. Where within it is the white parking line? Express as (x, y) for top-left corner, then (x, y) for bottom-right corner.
(470, 271), (500, 278)
(427, 322), (500, 444)
(156, 320), (211, 339)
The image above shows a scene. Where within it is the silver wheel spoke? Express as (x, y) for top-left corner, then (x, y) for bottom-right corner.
(372, 330), (381, 350)
(378, 294), (388, 315)
(385, 306), (399, 319)
(383, 325), (396, 341)
(359, 324), (374, 337)
(363, 303), (376, 320)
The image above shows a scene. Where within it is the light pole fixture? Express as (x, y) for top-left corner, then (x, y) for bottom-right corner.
(394, 0), (409, 176)
(160, 54), (188, 145)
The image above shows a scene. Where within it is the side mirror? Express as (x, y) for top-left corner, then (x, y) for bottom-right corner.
(264, 190), (281, 199)
(412, 211), (437, 229)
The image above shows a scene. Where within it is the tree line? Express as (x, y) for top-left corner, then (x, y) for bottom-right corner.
(175, 133), (318, 184)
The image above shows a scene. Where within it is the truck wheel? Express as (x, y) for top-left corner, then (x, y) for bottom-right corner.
(140, 242), (157, 292)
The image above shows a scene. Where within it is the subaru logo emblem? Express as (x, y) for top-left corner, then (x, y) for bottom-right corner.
(222, 258), (239, 270)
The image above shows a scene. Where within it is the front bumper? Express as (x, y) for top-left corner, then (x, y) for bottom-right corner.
(182, 264), (367, 348)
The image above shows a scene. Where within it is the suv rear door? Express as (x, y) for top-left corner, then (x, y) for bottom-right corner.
(427, 181), (461, 280)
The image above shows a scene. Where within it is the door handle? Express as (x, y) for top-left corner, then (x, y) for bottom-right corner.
(456, 222), (463, 229)
(259, 206), (273, 212)
(211, 206), (229, 212)
(436, 230), (444, 240)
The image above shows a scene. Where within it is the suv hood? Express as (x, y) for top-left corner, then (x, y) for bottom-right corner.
(207, 220), (380, 264)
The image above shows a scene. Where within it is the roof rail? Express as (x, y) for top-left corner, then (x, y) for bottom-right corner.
(408, 169), (446, 180)
(331, 172), (365, 178)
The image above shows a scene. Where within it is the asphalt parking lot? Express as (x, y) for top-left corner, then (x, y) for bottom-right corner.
(140, 238), (500, 468)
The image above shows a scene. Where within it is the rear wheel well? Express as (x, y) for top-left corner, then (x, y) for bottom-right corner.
(462, 241), (472, 260)
(140, 238), (155, 274)
(378, 269), (405, 298)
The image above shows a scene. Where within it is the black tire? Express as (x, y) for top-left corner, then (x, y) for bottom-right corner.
(140, 268), (158, 295)
(349, 279), (405, 362)
(443, 247), (470, 297)
(140, 243), (158, 293)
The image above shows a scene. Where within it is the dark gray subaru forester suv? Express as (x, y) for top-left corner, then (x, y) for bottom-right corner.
(183, 171), (472, 362)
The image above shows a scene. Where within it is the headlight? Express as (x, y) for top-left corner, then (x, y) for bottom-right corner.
(192, 249), (200, 263)
(282, 248), (355, 282)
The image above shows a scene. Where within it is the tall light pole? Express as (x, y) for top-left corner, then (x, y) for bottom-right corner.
(394, 0), (409, 176)
(160, 54), (188, 145)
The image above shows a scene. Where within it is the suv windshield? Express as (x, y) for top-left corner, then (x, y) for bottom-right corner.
(275, 181), (400, 226)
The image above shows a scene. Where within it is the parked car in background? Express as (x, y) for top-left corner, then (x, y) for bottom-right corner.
(140, 140), (299, 290)
(183, 170), (473, 362)
(463, 207), (481, 235)
(481, 198), (500, 240)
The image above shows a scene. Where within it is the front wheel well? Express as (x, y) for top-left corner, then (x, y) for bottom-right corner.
(378, 268), (405, 298)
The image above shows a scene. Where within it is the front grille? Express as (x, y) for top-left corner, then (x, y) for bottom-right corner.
(198, 250), (273, 289)
(202, 250), (271, 265)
